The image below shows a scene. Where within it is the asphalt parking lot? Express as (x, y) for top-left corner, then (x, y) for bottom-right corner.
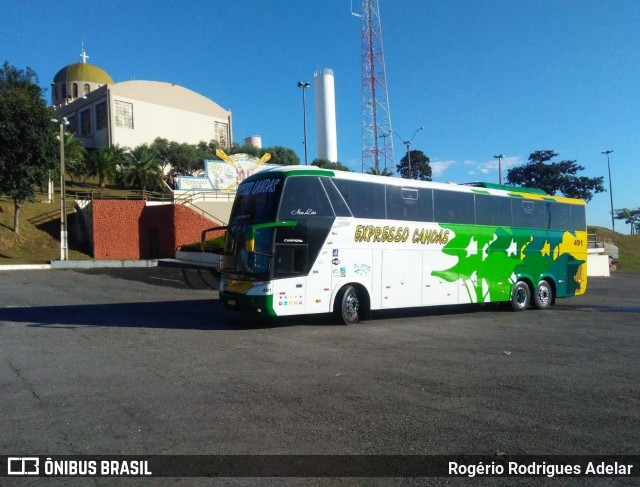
(0, 267), (638, 486)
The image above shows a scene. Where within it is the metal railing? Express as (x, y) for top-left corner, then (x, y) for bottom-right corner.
(54, 188), (230, 226)
(73, 189), (173, 202)
(173, 188), (236, 205)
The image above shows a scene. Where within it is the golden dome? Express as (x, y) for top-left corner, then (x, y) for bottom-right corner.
(53, 62), (113, 85)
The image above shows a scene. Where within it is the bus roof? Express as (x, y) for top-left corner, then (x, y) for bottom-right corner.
(463, 181), (549, 195)
(246, 165), (583, 204)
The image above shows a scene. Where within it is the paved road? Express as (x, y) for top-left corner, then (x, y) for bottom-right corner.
(0, 267), (638, 486)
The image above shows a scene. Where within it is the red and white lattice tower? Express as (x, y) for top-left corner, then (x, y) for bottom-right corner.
(358, 0), (395, 172)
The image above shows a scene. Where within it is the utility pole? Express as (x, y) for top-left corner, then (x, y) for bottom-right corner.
(393, 127), (423, 179)
(602, 150), (615, 232)
(493, 154), (505, 185)
(297, 81), (311, 165)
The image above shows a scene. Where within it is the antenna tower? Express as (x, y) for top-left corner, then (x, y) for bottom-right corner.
(358, 0), (394, 172)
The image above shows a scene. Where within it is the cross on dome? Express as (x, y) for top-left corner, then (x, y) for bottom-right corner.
(80, 42), (89, 64)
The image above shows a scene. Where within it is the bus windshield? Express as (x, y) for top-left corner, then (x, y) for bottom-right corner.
(235, 226), (273, 275)
(230, 175), (284, 225)
(223, 175), (283, 277)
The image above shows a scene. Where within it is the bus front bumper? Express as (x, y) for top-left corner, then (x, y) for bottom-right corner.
(220, 291), (276, 317)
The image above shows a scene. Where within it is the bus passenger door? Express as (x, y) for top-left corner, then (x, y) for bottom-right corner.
(272, 244), (307, 316)
(305, 248), (333, 314)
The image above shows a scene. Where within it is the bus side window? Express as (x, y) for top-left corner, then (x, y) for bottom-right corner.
(434, 190), (475, 224)
(275, 245), (306, 276)
(333, 179), (386, 219)
(512, 199), (545, 228)
(475, 194), (511, 227)
(570, 204), (586, 231)
(279, 177), (333, 219)
(320, 178), (352, 217)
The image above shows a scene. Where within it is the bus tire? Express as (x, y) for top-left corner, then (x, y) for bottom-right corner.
(510, 281), (531, 311)
(337, 285), (360, 325)
(533, 280), (553, 310)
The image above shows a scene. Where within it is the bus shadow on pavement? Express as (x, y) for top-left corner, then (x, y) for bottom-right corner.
(0, 299), (287, 330)
(1, 300), (569, 331)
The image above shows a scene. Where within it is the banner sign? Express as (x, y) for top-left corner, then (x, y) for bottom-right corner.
(2, 455), (638, 478)
(176, 152), (276, 191)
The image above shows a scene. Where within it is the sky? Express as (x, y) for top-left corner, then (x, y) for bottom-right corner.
(3, 0), (639, 232)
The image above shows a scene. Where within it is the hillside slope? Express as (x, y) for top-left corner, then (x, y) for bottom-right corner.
(0, 195), (91, 264)
(588, 226), (640, 272)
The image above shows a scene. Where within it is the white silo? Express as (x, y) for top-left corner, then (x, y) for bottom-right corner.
(314, 68), (338, 162)
(243, 135), (262, 148)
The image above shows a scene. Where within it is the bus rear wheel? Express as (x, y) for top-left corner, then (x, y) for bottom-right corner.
(337, 285), (360, 325)
(510, 281), (531, 311)
(533, 280), (553, 310)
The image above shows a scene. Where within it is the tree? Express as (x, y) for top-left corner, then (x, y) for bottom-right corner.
(263, 146), (300, 166)
(122, 145), (164, 192)
(506, 150), (605, 202)
(151, 137), (203, 175)
(614, 208), (640, 235)
(367, 166), (393, 176)
(0, 62), (58, 233)
(230, 142), (261, 158)
(396, 150), (432, 181)
(312, 158), (351, 171)
(87, 145), (125, 188)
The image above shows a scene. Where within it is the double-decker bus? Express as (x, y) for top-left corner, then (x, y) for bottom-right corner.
(208, 166), (587, 324)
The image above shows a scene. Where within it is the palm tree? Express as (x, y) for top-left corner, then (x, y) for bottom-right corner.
(88, 145), (125, 188)
(367, 166), (394, 176)
(63, 132), (87, 182)
(122, 145), (164, 192)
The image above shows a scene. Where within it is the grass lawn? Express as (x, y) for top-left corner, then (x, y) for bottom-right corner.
(0, 193), (91, 264)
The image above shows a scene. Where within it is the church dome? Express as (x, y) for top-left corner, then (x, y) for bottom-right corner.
(53, 62), (113, 85)
(52, 62), (113, 106)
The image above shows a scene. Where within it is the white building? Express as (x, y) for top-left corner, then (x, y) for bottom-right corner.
(52, 57), (232, 150)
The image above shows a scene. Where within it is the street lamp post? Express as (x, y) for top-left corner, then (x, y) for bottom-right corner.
(493, 154), (505, 185)
(602, 150), (615, 232)
(393, 126), (423, 179)
(297, 81), (311, 165)
(52, 117), (69, 260)
(378, 132), (391, 171)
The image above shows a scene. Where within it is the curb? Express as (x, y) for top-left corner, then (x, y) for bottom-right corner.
(0, 264), (52, 271)
(0, 259), (219, 271)
(50, 260), (159, 269)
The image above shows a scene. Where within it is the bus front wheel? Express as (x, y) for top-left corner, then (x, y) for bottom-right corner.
(510, 281), (531, 311)
(337, 285), (360, 325)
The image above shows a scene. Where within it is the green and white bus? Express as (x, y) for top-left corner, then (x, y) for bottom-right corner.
(210, 166), (587, 324)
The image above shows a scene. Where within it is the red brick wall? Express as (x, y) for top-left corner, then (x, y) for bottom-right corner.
(91, 201), (219, 260)
(92, 200), (144, 260)
(172, 205), (222, 251)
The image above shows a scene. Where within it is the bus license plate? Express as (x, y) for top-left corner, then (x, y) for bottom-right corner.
(228, 299), (236, 306)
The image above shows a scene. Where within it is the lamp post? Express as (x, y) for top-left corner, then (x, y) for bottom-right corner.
(52, 117), (69, 260)
(297, 81), (311, 165)
(378, 132), (391, 172)
(393, 126), (423, 179)
(602, 150), (615, 232)
(493, 154), (505, 185)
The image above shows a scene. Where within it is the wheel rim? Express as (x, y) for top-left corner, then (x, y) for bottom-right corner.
(537, 286), (550, 306)
(515, 287), (527, 305)
(345, 293), (359, 320)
